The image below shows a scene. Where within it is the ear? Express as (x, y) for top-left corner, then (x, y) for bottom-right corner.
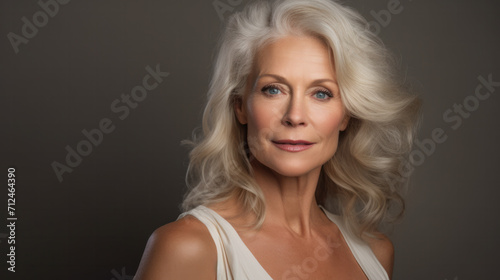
(340, 114), (350, 131)
(234, 96), (247, 125)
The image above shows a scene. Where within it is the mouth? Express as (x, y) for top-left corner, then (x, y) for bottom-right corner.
(272, 139), (314, 152)
(272, 139), (314, 145)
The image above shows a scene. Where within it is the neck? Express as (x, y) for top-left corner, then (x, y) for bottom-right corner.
(251, 160), (326, 238)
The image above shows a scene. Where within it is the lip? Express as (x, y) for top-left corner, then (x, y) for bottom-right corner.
(272, 139), (314, 152)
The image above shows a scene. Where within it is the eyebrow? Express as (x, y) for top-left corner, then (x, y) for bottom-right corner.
(255, 74), (338, 86)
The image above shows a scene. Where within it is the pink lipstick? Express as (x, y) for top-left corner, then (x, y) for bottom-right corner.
(272, 139), (314, 152)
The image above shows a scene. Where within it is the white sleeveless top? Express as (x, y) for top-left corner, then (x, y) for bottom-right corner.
(177, 205), (389, 280)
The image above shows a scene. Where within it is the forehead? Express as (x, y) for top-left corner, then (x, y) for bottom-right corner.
(254, 35), (336, 77)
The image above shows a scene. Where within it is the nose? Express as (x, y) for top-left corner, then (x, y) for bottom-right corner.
(281, 94), (307, 127)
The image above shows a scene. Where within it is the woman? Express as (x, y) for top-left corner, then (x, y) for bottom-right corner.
(135, 0), (420, 279)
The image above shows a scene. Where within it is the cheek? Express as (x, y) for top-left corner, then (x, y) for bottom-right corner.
(246, 103), (267, 142)
(315, 111), (345, 161)
(244, 98), (281, 156)
(312, 106), (347, 137)
(246, 98), (280, 135)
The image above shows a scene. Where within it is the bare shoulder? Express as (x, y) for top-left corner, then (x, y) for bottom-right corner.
(363, 232), (394, 279)
(134, 215), (217, 280)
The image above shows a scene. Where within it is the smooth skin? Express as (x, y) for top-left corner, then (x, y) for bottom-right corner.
(134, 36), (394, 280)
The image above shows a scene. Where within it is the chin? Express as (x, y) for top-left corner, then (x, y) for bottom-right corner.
(251, 157), (323, 178)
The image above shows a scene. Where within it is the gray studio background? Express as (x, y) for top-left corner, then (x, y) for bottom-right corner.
(1, 0), (499, 279)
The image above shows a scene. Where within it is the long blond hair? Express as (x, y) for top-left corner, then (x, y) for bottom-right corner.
(182, 0), (421, 236)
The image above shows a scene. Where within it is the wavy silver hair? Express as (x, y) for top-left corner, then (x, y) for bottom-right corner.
(182, 0), (421, 236)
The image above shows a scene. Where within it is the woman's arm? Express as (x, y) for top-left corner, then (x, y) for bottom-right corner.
(134, 216), (217, 280)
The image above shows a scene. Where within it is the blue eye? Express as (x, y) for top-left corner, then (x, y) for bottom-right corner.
(314, 90), (333, 100)
(269, 88), (280, 94)
(262, 86), (281, 95)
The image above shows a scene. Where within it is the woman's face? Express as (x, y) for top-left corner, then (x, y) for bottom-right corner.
(235, 35), (349, 177)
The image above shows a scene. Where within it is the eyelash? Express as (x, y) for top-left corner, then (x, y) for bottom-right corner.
(313, 89), (334, 99)
(261, 84), (283, 95)
(260, 84), (334, 100)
